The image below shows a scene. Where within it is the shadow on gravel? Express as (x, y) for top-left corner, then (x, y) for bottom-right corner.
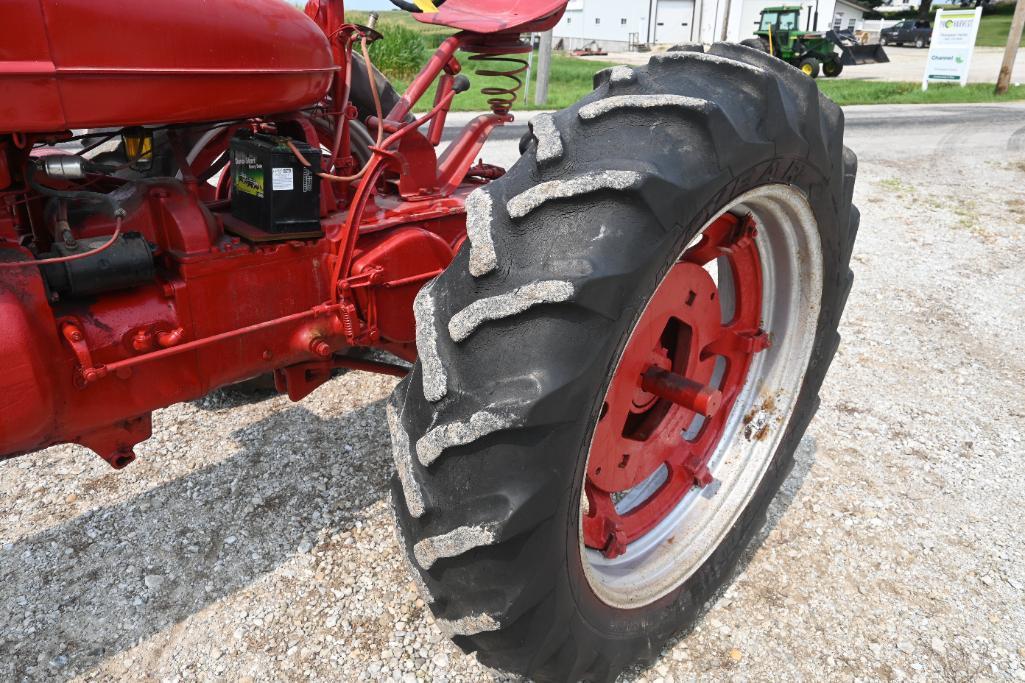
(625, 434), (820, 679)
(0, 397), (392, 681)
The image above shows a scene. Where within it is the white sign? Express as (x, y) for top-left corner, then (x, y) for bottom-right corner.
(922, 7), (982, 89)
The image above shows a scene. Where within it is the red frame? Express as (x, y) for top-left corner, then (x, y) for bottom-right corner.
(0, 0), (566, 467)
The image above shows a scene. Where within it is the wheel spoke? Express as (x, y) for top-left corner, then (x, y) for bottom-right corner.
(584, 215), (771, 559)
(582, 483), (628, 558)
(682, 213), (757, 266)
(701, 324), (770, 361)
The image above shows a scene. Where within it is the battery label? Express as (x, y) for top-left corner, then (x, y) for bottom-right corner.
(272, 167), (294, 192)
(235, 165), (264, 198)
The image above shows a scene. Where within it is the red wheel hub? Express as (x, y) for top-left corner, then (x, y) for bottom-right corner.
(583, 214), (771, 558)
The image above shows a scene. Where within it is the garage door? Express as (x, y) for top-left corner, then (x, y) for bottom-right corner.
(654, 0), (694, 44)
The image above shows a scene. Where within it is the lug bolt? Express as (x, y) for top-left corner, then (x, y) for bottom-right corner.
(310, 339), (332, 358)
(61, 322), (84, 343)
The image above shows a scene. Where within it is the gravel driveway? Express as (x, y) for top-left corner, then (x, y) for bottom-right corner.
(2, 103), (1024, 682)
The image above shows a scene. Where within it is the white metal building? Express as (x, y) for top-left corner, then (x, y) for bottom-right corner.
(553, 0), (868, 52)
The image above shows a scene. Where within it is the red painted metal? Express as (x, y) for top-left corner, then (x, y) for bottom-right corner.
(413, 0), (567, 33)
(640, 368), (723, 418)
(582, 214), (770, 558)
(0, 0), (335, 133)
(0, 0), (563, 468)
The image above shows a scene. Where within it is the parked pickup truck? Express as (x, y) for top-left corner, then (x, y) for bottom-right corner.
(880, 19), (932, 48)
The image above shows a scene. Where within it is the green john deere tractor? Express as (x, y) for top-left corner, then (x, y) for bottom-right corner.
(741, 5), (889, 78)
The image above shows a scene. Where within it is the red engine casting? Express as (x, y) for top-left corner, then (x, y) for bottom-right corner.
(0, 0), (566, 467)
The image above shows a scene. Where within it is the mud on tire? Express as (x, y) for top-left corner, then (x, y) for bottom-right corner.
(388, 44), (858, 682)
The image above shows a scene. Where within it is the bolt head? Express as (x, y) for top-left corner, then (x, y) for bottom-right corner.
(310, 339), (332, 358)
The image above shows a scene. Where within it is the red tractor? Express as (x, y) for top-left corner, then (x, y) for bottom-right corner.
(0, 0), (858, 679)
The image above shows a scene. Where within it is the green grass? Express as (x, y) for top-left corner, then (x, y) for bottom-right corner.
(346, 9), (455, 48)
(402, 74), (1025, 112)
(392, 53), (618, 112)
(365, 22), (427, 79)
(817, 79), (1025, 105)
(341, 7), (1025, 110)
(343, 11), (615, 110)
(975, 3), (1025, 47)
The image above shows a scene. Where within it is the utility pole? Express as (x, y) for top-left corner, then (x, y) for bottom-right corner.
(534, 29), (553, 106)
(523, 34), (535, 103)
(996, 0), (1025, 95)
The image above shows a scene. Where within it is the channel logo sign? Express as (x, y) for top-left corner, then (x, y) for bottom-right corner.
(923, 7), (982, 89)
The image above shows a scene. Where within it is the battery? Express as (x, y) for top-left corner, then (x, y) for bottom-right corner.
(229, 132), (321, 235)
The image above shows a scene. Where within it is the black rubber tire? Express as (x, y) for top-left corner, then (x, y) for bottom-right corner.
(349, 52), (405, 120)
(881, 36), (889, 46)
(823, 58), (844, 77)
(740, 37), (771, 53)
(390, 43), (858, 682)
(915, 37), (926, 48)
(799, 56), (822, 78)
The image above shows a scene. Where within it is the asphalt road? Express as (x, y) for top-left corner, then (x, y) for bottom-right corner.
(445, 102), (1025, 167)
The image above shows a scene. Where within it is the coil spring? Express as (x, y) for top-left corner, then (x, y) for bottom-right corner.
(466, 38), (531, 116)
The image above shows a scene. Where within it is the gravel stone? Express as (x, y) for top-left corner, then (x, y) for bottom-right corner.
(144, 575), (165, 591)
(1, 106), (1024, 682)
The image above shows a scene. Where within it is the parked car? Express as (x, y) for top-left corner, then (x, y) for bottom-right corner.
(880, 19), (932, 48)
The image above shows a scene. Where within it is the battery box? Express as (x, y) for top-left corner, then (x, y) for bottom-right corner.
(229, 132), (321, 236)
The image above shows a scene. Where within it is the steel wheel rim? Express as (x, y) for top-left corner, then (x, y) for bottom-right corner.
(579, 184), (824, 609)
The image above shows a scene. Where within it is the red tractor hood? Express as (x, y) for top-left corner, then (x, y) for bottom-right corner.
(1, 0), (336, 133)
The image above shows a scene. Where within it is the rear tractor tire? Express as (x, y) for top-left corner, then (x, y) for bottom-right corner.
(390, 43), (858, 682)
(799, 56), (821, 78)
(740, 37), (770, 53)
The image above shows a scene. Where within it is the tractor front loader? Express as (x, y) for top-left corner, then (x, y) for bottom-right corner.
(742, 5), (889, 77)
(828, 29), (892, 66)
(0, 0), (858, 680)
